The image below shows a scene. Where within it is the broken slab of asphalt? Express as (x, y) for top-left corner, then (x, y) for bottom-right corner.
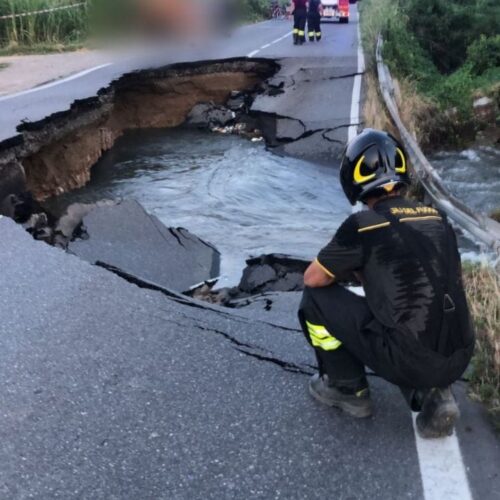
(2, 216), (499, 499)
(67, 199), (220, 293)
(251, 58), (360, 162)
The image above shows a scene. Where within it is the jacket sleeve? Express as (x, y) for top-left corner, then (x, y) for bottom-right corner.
(317, 214), (363, 281)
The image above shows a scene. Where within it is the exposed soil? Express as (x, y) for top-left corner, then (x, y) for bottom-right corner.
(1, 58), (277, 201)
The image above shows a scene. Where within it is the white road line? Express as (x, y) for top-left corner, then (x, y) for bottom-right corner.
(0, 63), (113, 102)
(246, 31), (293, 58)
(348, 10), (365, 143)
(412, 414), (473, 500)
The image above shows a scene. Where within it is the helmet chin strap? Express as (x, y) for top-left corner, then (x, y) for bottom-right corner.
(362, 189), (402, 209)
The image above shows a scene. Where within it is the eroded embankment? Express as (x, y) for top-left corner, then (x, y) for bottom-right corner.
(0, 58), (278, 201)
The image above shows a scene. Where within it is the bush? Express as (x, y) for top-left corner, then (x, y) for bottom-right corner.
(241, 0), (270, 21)
(383, 14), (439, 88)
(467, 35), (500, 76)
(402, 0), (499, 74)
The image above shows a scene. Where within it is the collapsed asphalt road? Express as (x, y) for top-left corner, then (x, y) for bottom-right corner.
(1, 216), (499, 499)
(0, 7), (499, 500)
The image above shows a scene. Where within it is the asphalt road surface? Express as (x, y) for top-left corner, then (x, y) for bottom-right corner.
(0, 8), (499, 500)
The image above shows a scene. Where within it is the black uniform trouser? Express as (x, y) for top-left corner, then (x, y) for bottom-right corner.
(307, 12), (321, 40)
(298, 285), (447, 411)
(293, 8), (307, 43)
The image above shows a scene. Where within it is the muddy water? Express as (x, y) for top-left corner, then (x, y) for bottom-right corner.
(47, 128), (351, 285)
(429, 146), (500, 216)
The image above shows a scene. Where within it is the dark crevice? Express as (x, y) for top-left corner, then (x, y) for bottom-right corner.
(95, 260), (302, 333)
(234, 347), (315, 375)
(168, 227), (185, 248)
(193, 324), (270, 354)
(300, 71), (364, 84)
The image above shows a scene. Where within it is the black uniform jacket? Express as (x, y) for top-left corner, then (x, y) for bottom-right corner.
(315, 196), (475, 387)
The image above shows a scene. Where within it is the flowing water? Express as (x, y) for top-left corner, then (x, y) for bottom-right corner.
(48, 129), (497, 285)
(47, 128), (352, 285)
(429, 146), (500, 216)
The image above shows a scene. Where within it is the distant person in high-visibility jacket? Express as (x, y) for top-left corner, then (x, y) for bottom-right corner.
(308, 0), (323, 41)
(298, 129), (475, 438)
(291, 0), (308, 45)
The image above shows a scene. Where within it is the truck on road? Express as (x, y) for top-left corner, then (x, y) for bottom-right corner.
(321, 0), (349, 23)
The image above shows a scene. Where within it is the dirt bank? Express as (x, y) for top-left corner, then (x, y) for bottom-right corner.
(0, 58), (277, 200)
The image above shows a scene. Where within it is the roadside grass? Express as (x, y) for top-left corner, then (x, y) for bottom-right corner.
(0, 41), (84, 56)
(0, 0), (90, 51)
(362, 71), (394, 133)
(463, 264), (500, 431)
(358, 0), (437, 147)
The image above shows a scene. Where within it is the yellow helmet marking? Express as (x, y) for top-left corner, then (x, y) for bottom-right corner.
(395, 148), (406, 174)
(353, 155), (376, 184)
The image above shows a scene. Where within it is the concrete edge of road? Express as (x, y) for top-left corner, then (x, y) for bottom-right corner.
(376, 35), (500, 258)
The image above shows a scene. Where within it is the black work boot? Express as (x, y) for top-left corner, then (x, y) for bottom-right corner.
(308, 373), (373, 418)
(416, 387), (460, 438)
(293, 34), (298, 45)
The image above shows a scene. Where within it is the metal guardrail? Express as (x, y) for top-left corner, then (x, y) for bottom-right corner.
(376, 35), (500, 257)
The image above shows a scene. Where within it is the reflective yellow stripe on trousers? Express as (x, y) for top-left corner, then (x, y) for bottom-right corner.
(306, 321), (342, 351)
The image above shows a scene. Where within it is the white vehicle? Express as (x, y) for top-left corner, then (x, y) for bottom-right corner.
(321, 0), (350, 23)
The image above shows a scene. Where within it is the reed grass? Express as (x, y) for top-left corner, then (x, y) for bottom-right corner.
(463, 264), (500, 430)
(0, 0), (90, 50)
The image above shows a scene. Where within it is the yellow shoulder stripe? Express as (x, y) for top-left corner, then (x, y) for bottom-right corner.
(357, 221), (390, 233)
(400, 216), (442, 223)
(315, 258), (335, 279)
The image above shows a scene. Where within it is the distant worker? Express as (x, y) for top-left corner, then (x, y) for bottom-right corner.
(308, 0), (323, 42)
(291, 0), (308, 45)
(298, 129), (475, 438)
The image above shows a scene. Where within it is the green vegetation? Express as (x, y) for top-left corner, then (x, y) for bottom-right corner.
(241, 0), (270, 21)
(463, 264), (500, 431)
(240, 0), (290, 21)
(360, 0), (500, 124)
(0, 1), (279, 52)
(0, 0), (90, 52)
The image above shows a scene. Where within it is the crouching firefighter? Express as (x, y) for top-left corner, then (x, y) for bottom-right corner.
(298, 129), (475, 438)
